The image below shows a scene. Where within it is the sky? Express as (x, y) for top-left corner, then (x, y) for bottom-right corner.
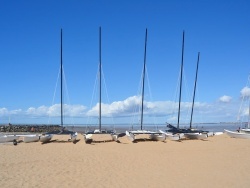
(0, 0), (250, 126)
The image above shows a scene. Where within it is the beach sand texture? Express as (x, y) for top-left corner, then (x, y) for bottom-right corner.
(0, 134), (250, 188)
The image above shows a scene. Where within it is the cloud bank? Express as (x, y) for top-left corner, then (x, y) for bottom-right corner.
(0, 94), (244, 124)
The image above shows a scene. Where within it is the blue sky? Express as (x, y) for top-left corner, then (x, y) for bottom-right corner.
(0, 0), (250, 126)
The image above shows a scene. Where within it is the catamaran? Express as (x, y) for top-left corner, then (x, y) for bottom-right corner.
(225, 74), (250, 139)
(125, 29), (166, 143)
(160, 31), (209, 140)
(40, 29), (77, 143)
(83, 27), (124, 144)
(184, 52), (210, 139)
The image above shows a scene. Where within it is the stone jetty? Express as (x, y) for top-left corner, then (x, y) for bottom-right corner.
(0, 124), (61, 133)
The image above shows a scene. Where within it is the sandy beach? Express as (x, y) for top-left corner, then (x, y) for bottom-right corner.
(0, 134), (250, 188)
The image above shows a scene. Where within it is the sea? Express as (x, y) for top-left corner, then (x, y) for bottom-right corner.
(64, 122), (246, 134)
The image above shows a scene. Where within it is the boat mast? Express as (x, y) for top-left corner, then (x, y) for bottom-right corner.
(60, 28), (63, 127)
(177, 31), (185, 129)
(190, 52), (200, 129)
(141, 28), (147, 130)
(99, 27), (102, 131)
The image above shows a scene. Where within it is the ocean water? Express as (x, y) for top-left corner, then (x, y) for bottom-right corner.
(65, 123), (243, 133)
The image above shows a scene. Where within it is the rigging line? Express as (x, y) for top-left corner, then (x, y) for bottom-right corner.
(168, 66), (181, 125)
(237, 74), (250, 123)
(130, 66), (144, 129)
(86, 65), (99, 126)
(182, 67), (192, 124)
(130, 42), (147, 129)
(136, 69), (144, 126)
(62, 65), (75, 126)
(194, 85), (204, 123)
(145, 66), (158, 127)
(131, 69), (146, 129)
(48, 66), (61, 124)
(101, 65), (116, 130)
(129, 96), (141, 130)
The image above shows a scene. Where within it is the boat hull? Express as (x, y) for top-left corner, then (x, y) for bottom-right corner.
(0, 135), (19, 143)
(126, 131), (135, 142)
(83, 132), (118, 143)
(149, 134), (166, 142)
(69, 132), (78, 143)
(39, 134), (53, 143)
(224, 129), (250, 139)
(23, 135), (40, 143)
(240, 128), (250, 134)
(184, 133), (208, 140)
(159, 130), (184, 141)
(126, 130), (166, 142)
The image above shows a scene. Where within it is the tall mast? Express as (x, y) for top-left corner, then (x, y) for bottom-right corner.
(190, 52), (200, 129)
(99, 27), (102, 131)
(141, 28), (147, 130)
(60, 28), (63, 127)
(177, 31), (185, 129)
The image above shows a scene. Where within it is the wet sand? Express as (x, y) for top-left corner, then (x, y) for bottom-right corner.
(0, 134), (250, 188)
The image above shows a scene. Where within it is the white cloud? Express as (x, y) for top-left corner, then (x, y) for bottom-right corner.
(86, 96), (141, 117)
(219, 95), (232, 103)
(27, 106), (48, 116)
(64, 104), (87, 117)
(10, 109), (23, 115)
(0, 96), (242, 124)
(26, 104), (87, 117)
(0, 108), (8, 115)
(240, 86), (250, 98)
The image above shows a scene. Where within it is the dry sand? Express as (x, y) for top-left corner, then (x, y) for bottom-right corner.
(0, 133), (250, 188)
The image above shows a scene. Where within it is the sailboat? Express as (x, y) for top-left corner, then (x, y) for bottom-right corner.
(125, 29), (166, 142)
(225, 74), (250, 139)
(83, 27), (124, 144)
(161, 31), (209, 139)
(183, 52), (210, 139)
(40, 29), (78, 143)
(239, 77), (250, 134)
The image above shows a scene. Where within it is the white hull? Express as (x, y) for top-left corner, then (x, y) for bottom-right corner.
(69, 132), (78, 142)
(83, 133), (93, 144)
(224, 129), (250, 139)
(159, 130), (184, 141)
(214, 132), (223, 136)
(126, 130), (166, 142)
(184, 133), (208, 140)
(83, 133), (116, 143)
(207, 132), (215, 137)
(0, 135), (19, 143)
(126, 131), (135, 142)
(22, 135), (40, 143)
(39, 134), (53, 143)
(149, 134), (166, 142)
(111, 134), (118, 141)
(240, 128), (250, 134)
